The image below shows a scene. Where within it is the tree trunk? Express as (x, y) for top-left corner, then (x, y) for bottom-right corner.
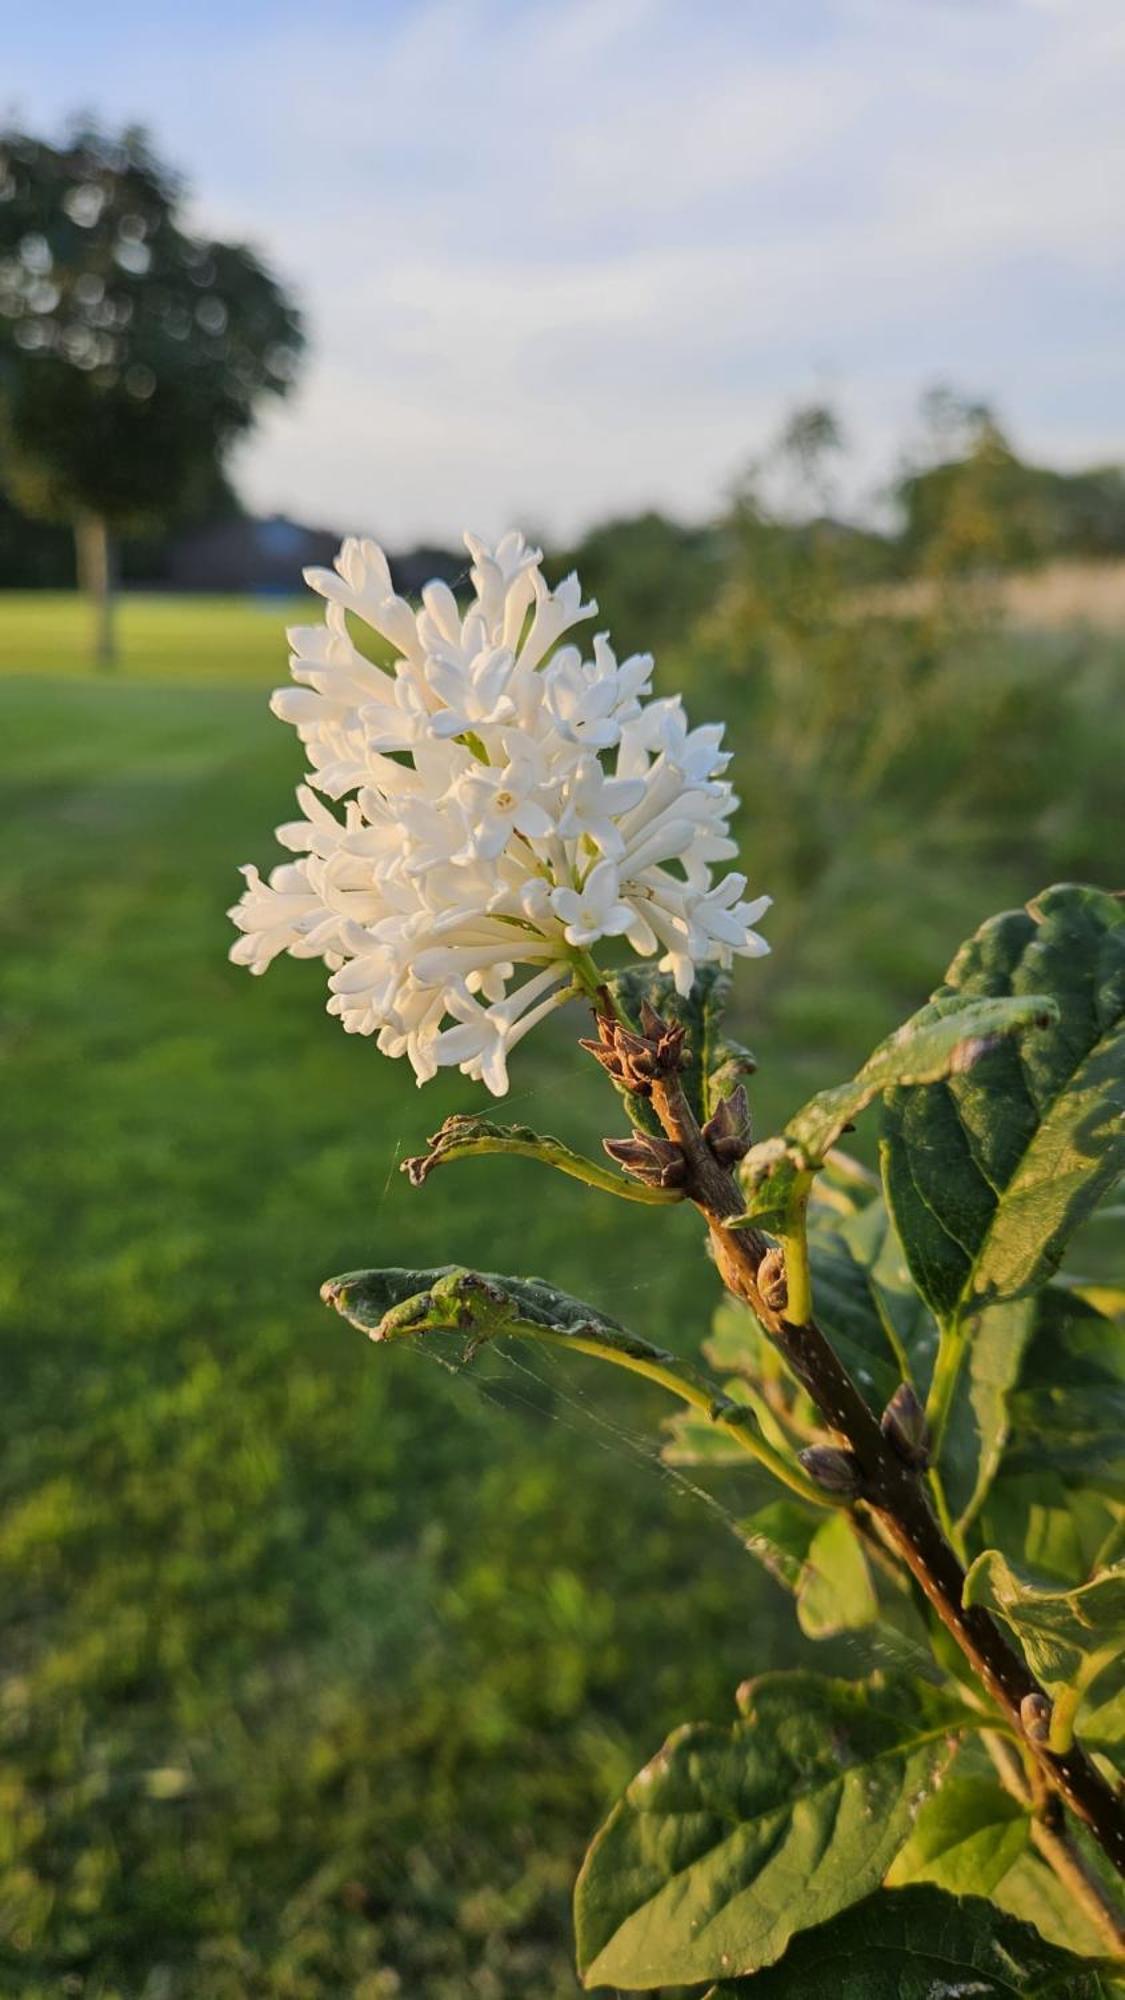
(74, 512), (116, 670)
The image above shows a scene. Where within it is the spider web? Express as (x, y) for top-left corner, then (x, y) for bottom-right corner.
(369, 1056), (933, 1684)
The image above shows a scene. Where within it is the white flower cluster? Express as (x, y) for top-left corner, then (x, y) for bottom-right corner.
(228, 531), (770, 1095)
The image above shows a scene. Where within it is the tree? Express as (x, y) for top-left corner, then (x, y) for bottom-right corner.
(0, 122), (305, 665)
(897, 388), (1052, 578)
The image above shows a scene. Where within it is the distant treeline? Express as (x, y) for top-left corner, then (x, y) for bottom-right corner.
(4, 396), (1125, 601)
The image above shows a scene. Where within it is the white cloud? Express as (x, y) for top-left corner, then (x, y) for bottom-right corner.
(11, 0), (1125, 541)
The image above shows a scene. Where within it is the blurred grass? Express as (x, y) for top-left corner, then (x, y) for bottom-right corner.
(0, 611), (801, 2000)
(1, 586), (1122, 1996)
(0, 591), (305, 681)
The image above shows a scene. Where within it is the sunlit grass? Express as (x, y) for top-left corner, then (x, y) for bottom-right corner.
(2, 586), (1121, 1993)
(0, 588), (306, 681)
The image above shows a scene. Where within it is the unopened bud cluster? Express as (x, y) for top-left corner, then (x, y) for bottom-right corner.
(582, 1001), (688, 1095)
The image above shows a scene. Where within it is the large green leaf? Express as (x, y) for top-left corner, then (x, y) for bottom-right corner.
(788, 993), (1058, 1164)
(962, 1550), (1125, 1702)
(729, 995), (1055, 1237)
(573, 1672), (967, 1989)
(606, 962), (754, 1132)
(980, 1469), (1120, 1589)
(702, 1887), (1119, 1997)
(1000, 1291), (1125, 1498)
(882, 884), (1125, 1326)
(995, 1851), (1122, 1961)
(937, 1294), (1039, 1531)
(886, 1772), (1030, 1895)
(966, 1290), (1125, 1578)
(837, 1197), (938, 1394)
(806, 1218), (917, 1409)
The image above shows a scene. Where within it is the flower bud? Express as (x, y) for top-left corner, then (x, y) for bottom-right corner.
(880, 1382), (931, 1469)
(756, 1246), (788, 1312)
(1020, 1691), (1052, 1743)
(582, 1007), (689, 1093)
(798, 1445), (862, 1497)
(702, 1083), (752, 1165)
(603, 1131), (688, 1189)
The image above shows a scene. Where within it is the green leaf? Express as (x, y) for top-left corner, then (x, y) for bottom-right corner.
(399, 1112), (682, 1203)
(735, 1502), (879, 1639)
(701, 1886), (1119, 1997)
(727, 993), (1053, 1239)
(322, 1262), (705, 1376)
(995, 1850), (1124, 1961)
(730, 1137), (811, 1233)
(797, 1510), (879, 1639)
(322, 1263), (638, 1346)
(882, 884), (1125, 1326)
(837, 1197), (939, 1394)
(1080, 1686), (1125, 1761)
(704, 1294), (782, 1386)
(1001, 1291), (1125, 1498)
(937, 1294), (1039, 1531)
(805, 1219), (914, 1410)
(788, 993), (1059, 1165)
(739, 1497), (821, 1590)
(962, 1550), (1125, 1701)
(607, 962), (754, 1132)
(886, 1774), (1030, 1895)
(980, 1467), (1120, 1589)
(323, 1263), (826, 1502)
(573, 1672), (966, 1989)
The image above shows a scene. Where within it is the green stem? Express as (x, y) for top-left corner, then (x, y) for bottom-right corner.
(780, 1190), (813, 1327)
(421, 1133), (682, 1205)
(567, 948), (607, 1002)
(925, 1317), (968, 1459)
(923, 1319), (970, 1560)
(501, 1315), (834, 1508)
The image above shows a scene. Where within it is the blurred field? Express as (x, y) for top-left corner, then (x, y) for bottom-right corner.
(852, 555), (1125, 631)
(0, 592), (306, 681)
(1, 586), (1122, 1996)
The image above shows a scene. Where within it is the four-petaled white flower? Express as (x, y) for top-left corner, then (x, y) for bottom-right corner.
(229, 530), (771, 1095)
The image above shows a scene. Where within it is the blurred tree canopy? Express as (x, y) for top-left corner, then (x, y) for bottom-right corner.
(0, 121), (305, 662)
(897, 387), (1125, 576)
(554, 511), (722, 662)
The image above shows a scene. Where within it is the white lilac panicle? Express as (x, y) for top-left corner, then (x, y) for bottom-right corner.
(228, 530), (771, 1096)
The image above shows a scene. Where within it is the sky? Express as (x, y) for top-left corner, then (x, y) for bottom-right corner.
(7, 0), (1125, 546)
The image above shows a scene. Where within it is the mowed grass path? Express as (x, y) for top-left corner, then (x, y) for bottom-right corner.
(0, 597), (800, 1999)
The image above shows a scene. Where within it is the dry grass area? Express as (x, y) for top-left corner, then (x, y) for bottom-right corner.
(1001, 558), (1125, 629)
(855, 558), (1125, 631)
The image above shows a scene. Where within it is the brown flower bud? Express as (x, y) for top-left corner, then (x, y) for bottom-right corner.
(798, 1445), (863, 1497)
(1020, 1691), (1052, 1743)
(603, 1131), (688, 1189)
(701, 1083), (752, 1165)
(756, 1246), (788, 1312)
(880, 1382), (931, 1470)
(580, 1008), (687, 1093)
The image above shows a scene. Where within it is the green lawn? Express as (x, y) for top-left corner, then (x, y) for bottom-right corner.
(0, 591), (306, 681)
(1, 590), (1120, 1997)
(0, 600), (808, 2000)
